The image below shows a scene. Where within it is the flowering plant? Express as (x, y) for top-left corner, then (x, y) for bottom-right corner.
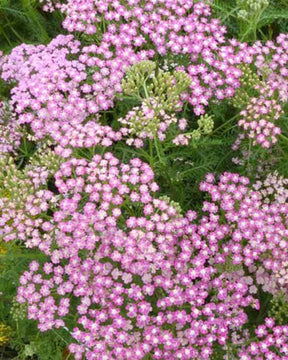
(0, 0), (288, 359)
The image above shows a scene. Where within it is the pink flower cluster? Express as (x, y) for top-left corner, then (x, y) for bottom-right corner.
(225, 34), (288, 149)
(252, 34), (288, 103)
(15, 154), (264, 360)
(199, 172), (288, 296)
(1, 2), (287, 358)
(0, 35), (125, 149)
(222, 34), (288, 101)
(5, 2), (288, 152)
(236, 97), (283, 148)
(0, 3), (287, 153)
(11, 153), (287, 359)
(238, 318), (288, 360)
(71, 0), (243, 113)
(253, 171), (288, 205)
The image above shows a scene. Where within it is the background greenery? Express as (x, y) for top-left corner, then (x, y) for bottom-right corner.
(0, 0), (63, 51)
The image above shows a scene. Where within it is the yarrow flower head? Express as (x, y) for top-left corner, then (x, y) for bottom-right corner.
(16, 154), (260, 360)
(253, 171), (288, 204)
(1, 2), (287, 359)
(235, 97), (283, 149)
(199, 172), (288, 296)
(0, 35), (125, 150)
(227, 34), (288, 150)
(38, 0), (243, 116)
(238, 320), (288, 360)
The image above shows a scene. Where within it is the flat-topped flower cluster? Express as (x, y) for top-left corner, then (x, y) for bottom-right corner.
(1, 5), (287, 152)
(0, 0), (288, 359)
(2, 153), (286, 359)
(1, 0), (245, 151)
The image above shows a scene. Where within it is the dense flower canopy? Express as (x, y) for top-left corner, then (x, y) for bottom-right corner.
(0, 0), (288, 359)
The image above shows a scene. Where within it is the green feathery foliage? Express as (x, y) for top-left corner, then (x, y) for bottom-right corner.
(0, 0), (63, 51)
(211, 0), (288, 41)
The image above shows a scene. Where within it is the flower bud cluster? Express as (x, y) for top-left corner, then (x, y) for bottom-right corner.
(119, 61), (194, 146)
(29, 142), (63, 175)
(229, 64), (264, 108)
(121, 61), (157, 98)
(10, 297), (28, 321)
(173, 114), (214, 146)
(0, 156), (57, 246)
(237, 0), (269, 21)
(269, 294), (288, 324)
(122, 61), (191, 112)
(0, 101), (21, 156)
(119, 98), (179, 147)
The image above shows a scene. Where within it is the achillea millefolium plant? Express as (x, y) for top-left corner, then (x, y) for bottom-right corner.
(0, 0), (288, 359)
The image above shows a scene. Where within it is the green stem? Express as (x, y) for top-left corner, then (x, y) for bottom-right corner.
(148, 139), (154, 166)
(211, 114), (239, 135)
(247, 138), (252, 167)
(51, 328), (69, 346)
(154, 138), (166, 166)
(142, 81), (149, 99)
(0, 29), (13, 47)
(0, 253), (47, 259)
(4, 16), (25, 42)
(16, 321), (19, 338)
(279, 133), (288, 142)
